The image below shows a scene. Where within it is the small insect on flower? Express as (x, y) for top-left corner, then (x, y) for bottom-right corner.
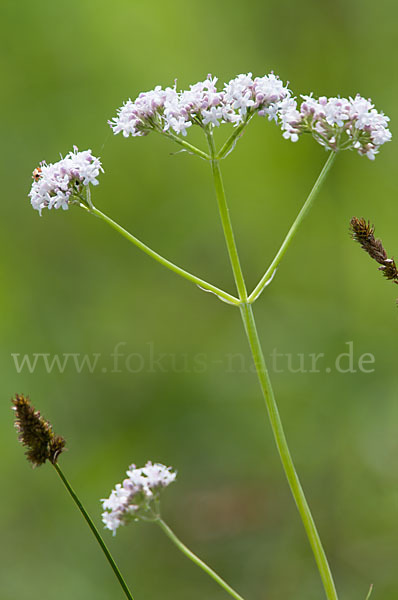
(32, 167), (42, 181)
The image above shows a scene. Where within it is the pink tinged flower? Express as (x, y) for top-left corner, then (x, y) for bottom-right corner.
(202, 106), (224, 127)
(223, 73), (255, 117)
(168, 116), (192, 136)
(28, 147), (103, 215)
(109, 88), (167, 138)
(371, 126), (392, 145)
(366, 148), (377, 160)
(102, 511), (122, 535)
(323, 97), (351, 126)
(101, 461), (177, 534)
(101, 484), (129, 511)
(110, 71), (291, 141)
(278, 92), (391, 159)
(349, 95), (374, 126)
(140, 461), (177, 488)
(253, 73), (291, 114)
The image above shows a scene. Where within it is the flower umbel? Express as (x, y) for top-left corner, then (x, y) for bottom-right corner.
(279, 94), (391, 159)
(109, 72), (291, 138)
(29, 146), (103, 214)
(101, 462), (176, 535)
(12, 394), (66, 467)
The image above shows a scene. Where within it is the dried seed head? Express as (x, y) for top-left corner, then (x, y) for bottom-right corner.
(350, 217), (398, 292)
(349, 217), (388, 264)
(350, 217), (375, 245)
(12, 394), (66, 467)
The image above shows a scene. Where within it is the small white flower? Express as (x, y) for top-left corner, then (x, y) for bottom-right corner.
(202, 106), (224, 127)
(101, 511), (122, 535)
(29, 147), (103, 215)
(224, 73), (255, 117)
(101, 461), (176, 534)
(167, 116), (192, 136)
(139, 461), (177, 488)
(253, 73), (291, 116)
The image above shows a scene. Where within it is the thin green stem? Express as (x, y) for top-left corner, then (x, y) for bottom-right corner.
(86, 206), (239, 306)
(248, 151), (337, 303)
(156, 518), (246, 600)
(161, 130), (211, 160)
(52, 463), (134, 600)
(365, 584), (374, 600)
(239, 303), (338, 600)
(217, 117), (251, 160)
(206, 129), (248, 301)
(207, 147), (338, 598)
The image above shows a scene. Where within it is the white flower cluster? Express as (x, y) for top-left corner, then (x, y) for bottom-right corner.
(109, 72), (291, 138)
(101, 461), (177, 535)
(278, 94), (391, 160)
(29, 146), (103, 215)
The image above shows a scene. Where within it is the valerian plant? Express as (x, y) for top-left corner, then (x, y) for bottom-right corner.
(21, 71), (391, 600)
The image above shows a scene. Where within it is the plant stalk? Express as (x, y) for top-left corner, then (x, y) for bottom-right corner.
(207, 137), (338, 599)
(217, 118), (251, 160)
(162, 130), (211, 160)
(87, 206), (239, 305)
(156, 518), (246, 600)
(248, 152), (337, 302)
(238, 303), (338, 600)
(206, 129), (248, 301)
(53, 463), (134, 600)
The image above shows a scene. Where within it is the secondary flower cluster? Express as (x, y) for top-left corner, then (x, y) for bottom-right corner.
(109, 72), (292, 138)
(101, 461), (176, 534)
(29, 146), (103, 214)
(278, 94), (391, 159)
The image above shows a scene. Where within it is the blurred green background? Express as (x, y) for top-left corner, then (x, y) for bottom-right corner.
(1, 0), (397, 598)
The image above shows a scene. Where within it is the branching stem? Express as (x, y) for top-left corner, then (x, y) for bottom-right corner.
(86, 206), (239, 306)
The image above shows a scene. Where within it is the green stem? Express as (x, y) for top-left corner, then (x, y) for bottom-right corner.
(217, 117), (251, 160)
(207, 144), (338, 599)
(248, 151), (337, 303)
(87, 206), (239, 306)
(239, 303), (338, 600)
(206, 129), (248, 301)
(156, 518), (246, 600)
(52, 463), (134, 600)
(161, 130), (211, 160)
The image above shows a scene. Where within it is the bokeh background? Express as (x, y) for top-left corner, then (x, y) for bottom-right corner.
(1, 1), (397, 598)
